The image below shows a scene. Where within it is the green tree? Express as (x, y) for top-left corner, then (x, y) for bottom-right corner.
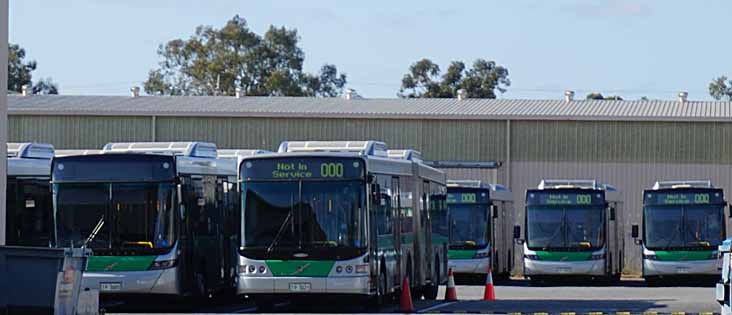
(32, 78), (59, 95)
(586, 92), (623, 100)
(709, 76), (732, 101)
(144, 15), (346, 97)
(398, 58), (510, 98)
(8, 43), (36, 93)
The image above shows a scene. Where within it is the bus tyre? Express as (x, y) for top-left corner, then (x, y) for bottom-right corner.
(367, 271), (388, 310)
(423, 259), (440, 300)
(255, 299), (275, 312)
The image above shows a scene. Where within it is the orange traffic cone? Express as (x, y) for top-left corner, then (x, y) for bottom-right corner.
(444, 268), (458, 301)
(483, 268), (495, 301)
(399, 275), (415, 313)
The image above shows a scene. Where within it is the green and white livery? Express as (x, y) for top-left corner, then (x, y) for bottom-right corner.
(633, 180), (727, 284)
(51, 142), (247, 298)
(236, 141), (448, 310)
(446, 180), (514, 280)
(520, 179), (624, 283)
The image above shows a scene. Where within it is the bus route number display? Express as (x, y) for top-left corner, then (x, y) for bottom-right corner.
(243, 158), (364, 180)
(447, 193), (477, 204)
(528, 192), (602, 205)
(647, 192), (719, 205)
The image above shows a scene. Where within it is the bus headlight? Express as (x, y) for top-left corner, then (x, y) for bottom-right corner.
(644, 254), (658, 260)
(149, 259), (177, 270)
(355, 264), (369, 274)
(474, 252), (490, 259)
(590, 253), (605, 260)
(524, 254), (540, 260)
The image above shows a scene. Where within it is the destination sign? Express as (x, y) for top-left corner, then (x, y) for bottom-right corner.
(644, 190), (724, 205)
(52, 154), (176, 182)
(447, 190), (489, 204)
(241, 157), (364, 180)
(526, 191), (604, 206)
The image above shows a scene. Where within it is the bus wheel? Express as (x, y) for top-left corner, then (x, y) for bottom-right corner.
(255, 298), (275, 312)
(366, 271), (389, 310)
(423, 259), (440, 300)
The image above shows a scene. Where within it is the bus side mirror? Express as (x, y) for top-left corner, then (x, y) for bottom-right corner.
(513, 225), (523, 245)
(728, 204), (732, 218)
(632, 224), (642, 245)
(609, 207), (616, 221)
(491, 204), (498, 219)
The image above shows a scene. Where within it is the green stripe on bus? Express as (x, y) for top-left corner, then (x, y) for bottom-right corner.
(265, 260), (336, 277)
(652, 250), (713, 261)
(86, 255), (156, 272)
(535, 251), (592, 261)
(448, 249), (477, 260)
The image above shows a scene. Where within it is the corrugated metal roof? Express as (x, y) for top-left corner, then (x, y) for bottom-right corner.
(9, 95), (732, 122)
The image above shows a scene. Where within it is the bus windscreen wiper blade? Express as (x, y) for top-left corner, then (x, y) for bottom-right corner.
(83, 215), (105, 248)
(267, 210), (293, 253)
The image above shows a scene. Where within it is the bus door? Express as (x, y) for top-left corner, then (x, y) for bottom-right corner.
(422, 181), (433, 283)
(391, 177), (402, 286)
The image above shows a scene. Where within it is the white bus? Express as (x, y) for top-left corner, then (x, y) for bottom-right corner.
(518, 179), (624, 284)
(6, 143), (55, 247)
(52, 142), (239, 300)
(633, 180), (727, 285)
(236, 141), (448, 310)
(446, 180), (514, 281)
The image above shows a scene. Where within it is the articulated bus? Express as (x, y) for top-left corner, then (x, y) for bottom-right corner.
(446, 180), (514, 281)
(51, 142), (239, 299)
(633, 180), (727, 284)
(520, 180), (624, 284)
(6, 143), (55, 247)
(236, 141), (448, 310)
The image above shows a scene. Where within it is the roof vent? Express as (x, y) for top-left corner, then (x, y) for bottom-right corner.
(7, 142), (55, 159)
(457, 89), (468, 101)
(21, 84), (30, 96)
(678, 91), (688, 103)
(538, 179), (598, 190)
(344, 89), (361, 100)
(235, 87), (243, 99)
(130, 86), (141, 98)
(564, 90), (575, 103)
(217, 149), (271, 159)
(102, 142), (217, 158)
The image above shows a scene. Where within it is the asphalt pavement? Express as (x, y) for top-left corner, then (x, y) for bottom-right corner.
(105, 279), (720, 314)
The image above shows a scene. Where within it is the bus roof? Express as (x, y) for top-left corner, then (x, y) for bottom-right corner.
(448, 180), (513, 201)
(278, 140), (388, 157)
(7, 143), (54, 176)
(102, 142), (218, 158)
(651, 180), (714, 190)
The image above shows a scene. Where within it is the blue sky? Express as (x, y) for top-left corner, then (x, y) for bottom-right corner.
(10, 0), (732, 100)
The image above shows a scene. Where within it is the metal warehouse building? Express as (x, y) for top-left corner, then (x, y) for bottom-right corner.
(8, 93), (732, 275)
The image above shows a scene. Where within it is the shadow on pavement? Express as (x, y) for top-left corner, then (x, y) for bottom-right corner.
(451, 299), (669, 313)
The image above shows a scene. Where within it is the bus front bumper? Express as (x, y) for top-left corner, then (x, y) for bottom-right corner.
(237, 275), (371, 295)
(81, 269), (180, 295)
(449, 258), (490, 274)
(643, 259), (718, 276)
(524, 259), (605, 276)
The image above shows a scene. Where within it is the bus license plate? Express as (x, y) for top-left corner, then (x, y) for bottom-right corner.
(100, 282), (121, 292)
(676, 267), (690, 274)
(289, 283), (311, 292)
(557, 267), (572, 273)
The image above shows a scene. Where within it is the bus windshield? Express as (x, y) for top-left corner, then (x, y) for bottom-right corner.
(527, 206), (605, 250)
(449, 204), (489, 249)
(55, 182), (176, 252)
(644, 205), (724, 250)
(241, 180), (367, 258)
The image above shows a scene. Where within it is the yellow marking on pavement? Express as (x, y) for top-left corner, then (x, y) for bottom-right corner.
(671, 312), (686, 315)
(533, 312), (549, 315)
(508, 313), (522, 315)
(699, 312), (715, 315)
(586, 312), (603, 315)
(616, 312), (631, 315)
(642, 312), (657, 315)
(560, 312), (576, 315)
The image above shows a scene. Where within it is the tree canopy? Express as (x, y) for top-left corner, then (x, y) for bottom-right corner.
(585, 92), (623, 100)
(709, 76), (732, 101)
(8, 43), (59, 94)
(144, 15), (346, 97)
(398, 58), (510, 98)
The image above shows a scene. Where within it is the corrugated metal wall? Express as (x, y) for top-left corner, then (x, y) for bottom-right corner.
(154, 117), (507, 161)
(512, 120), (732, 163)
(509, 161), (732, 275)
(8, 115), (152, 149)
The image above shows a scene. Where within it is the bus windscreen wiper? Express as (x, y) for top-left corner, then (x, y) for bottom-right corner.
(267, 210), (293, 253)
(83, 215), (105, 248)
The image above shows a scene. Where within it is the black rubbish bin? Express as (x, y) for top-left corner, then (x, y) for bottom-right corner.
(0, 246), (89, 315)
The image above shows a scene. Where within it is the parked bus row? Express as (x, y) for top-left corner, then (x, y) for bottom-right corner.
(5, 141), (728, 307)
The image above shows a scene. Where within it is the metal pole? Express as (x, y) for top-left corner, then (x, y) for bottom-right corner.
(0, 0), (8, 246)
